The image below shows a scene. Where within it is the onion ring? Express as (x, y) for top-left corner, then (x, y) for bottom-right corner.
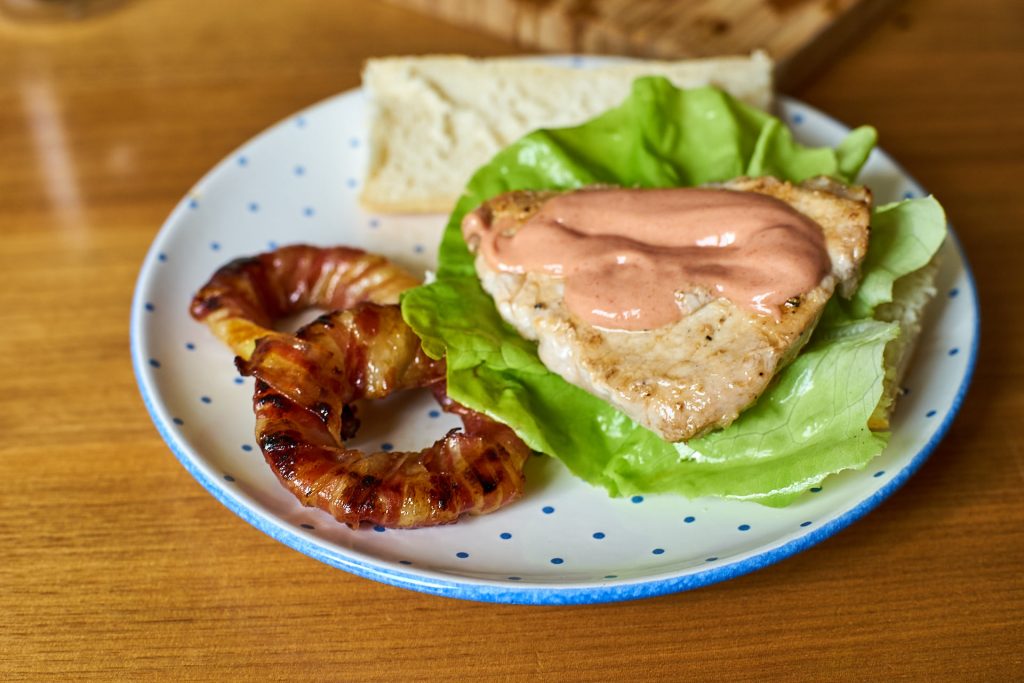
(191, 245), (531, 528)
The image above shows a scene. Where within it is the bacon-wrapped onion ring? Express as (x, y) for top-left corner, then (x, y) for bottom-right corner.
(191, 245), (531, 528)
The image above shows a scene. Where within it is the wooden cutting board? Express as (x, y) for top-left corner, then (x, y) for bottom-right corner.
(382, 0), (895, 89)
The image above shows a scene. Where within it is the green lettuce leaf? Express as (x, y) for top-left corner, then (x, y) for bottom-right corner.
(401, 77), (947, 504)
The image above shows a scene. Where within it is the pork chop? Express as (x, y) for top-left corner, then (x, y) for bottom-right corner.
(464, 176), (872, 442)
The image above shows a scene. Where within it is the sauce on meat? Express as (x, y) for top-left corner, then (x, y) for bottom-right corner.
(462, 187), (832, 331)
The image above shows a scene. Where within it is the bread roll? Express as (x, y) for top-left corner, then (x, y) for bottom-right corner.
(360, 53), (773, 213)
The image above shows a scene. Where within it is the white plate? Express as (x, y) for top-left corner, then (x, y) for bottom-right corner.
(131, 64), (978, 605)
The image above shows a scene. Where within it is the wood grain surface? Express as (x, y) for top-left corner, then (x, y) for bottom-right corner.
(0, 0), (1021, 680)
(382, 0), (896, 88)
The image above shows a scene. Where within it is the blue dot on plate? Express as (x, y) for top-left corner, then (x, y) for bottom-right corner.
(428, 409), (441, 418)
(237, 155), (248, 166)
(148, 358), (160, 368)
(241, 444), (253, 452)
(380, 442), (394, 452)
(550, 557), (564, 565)
(810, 486), (823, 493)
(223, 474), (235, 482)
(706, 556), (718, 562)
(188, 198), (199, 209)
(399, 560), (412, 565)
(500, 532), (512, 540)
(157, 252), (167, 262)
(949, 288), (959, 298)
(248, 202), (259, 213)
(926, 409), (937, 418)
(738, 524), (751, 531)
(267, 240), (278, 250)
(413, 244), (424, 254)
(296, 116), (306, 128)
(570, 55), (584, 68)
(542, 506), (555, 514)
(172, 417), (184, 426)
(508, 576), (521, 581)
(874, 470), (885, 478)
(592, 532), (605, 539)
(791, 112), (805, 125)
(903, 190), (915, 199)
(346, 178), (357, 189)
(652, 548), (665, 555)
(373, 525), (386, 533)
(456, 551), (469, 559)
(303, 207), (315, 217)
(948, 347), (959, 356)
(210, 241), (221, 251)
(369, 218), (380, 229)
(200, 396), (212, 404)
(684, 516), (696, 524)
(800, 521), (813, 527)
(233, 377), (244, 385)
(604, 574), (617, 579)
(294, 165), (305, 176)
(349, 137), (359, 148)
(144, 302), (155, 312)
(185, 342), (195, 350)
(300, 523), (314, 530)
(631, 495), (644, 504)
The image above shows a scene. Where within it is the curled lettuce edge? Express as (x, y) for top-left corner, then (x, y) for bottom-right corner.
(400, 78), (947, 506)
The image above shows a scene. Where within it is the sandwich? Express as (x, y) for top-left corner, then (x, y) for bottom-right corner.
(398, 76), (946, 506)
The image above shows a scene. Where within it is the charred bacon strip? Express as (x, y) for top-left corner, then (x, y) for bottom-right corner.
(190, 244), (420, 360)
(190, 245), (531, 528)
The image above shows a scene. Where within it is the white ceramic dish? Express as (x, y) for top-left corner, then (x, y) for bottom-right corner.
(131, 61), (978, 605)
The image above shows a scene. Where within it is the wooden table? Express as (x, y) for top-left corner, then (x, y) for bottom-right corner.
(1, 0), (1021, 679)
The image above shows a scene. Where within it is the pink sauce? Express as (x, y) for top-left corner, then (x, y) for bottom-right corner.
(462, 187), (831, 331)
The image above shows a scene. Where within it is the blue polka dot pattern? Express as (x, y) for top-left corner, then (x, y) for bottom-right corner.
(631, 495), (644, 504)
(873, 470), (885, 478)
(200, 396), (212, 404)
(926, 410), (937, 418)
(304, 207), (315, 217)
(188, 198), (199, 209)
(148, 358), (160, 368)
(800, 521), (813, 527)
(413, 244), (424, 254)
(456, 551), (469, 559)
(500, 532), (512, 540)
(294, 165), (305, 176)
(810, 486), (823, 493)
(145, 302), (155, 312)
(373, 525), (386, 533)
(172, 417), (184, 426)
(158, 252), (167, 262)
(237, 155), (248, 166)
(428, 409), (440, 418)
(791, 112), (804, 125)
(241, 444), (253, 452)
(267, 241), (278, 250)
(508, 576), (521, 581)
(346, 178), (357, 189)
(550, 558), (564, 565)
(592, 532), (605, 539)
(300, 523), (314, 530)
(542, 506), (555, 514)
(948, 347), (959, 356)
(223, 474), (235, 482)
(185, 342), (195, 350)
(949, 288), (959, 298)
(903, 190), (915, 199)
(652, 548), (665, 555)
(738, 524), (750, 531)
(684, 516), (696, 523)
(369, 218), (380, 229)
(248, 202), (259, 212)
(233, 377), (244, 385)
(210, 241), (221, 251)
(705, 557), (718, 562)
(381, 442), (394, 451)
(296, 116), (306, 128)
(399, 560), (412, 565)
(349, 137), (359, 148)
